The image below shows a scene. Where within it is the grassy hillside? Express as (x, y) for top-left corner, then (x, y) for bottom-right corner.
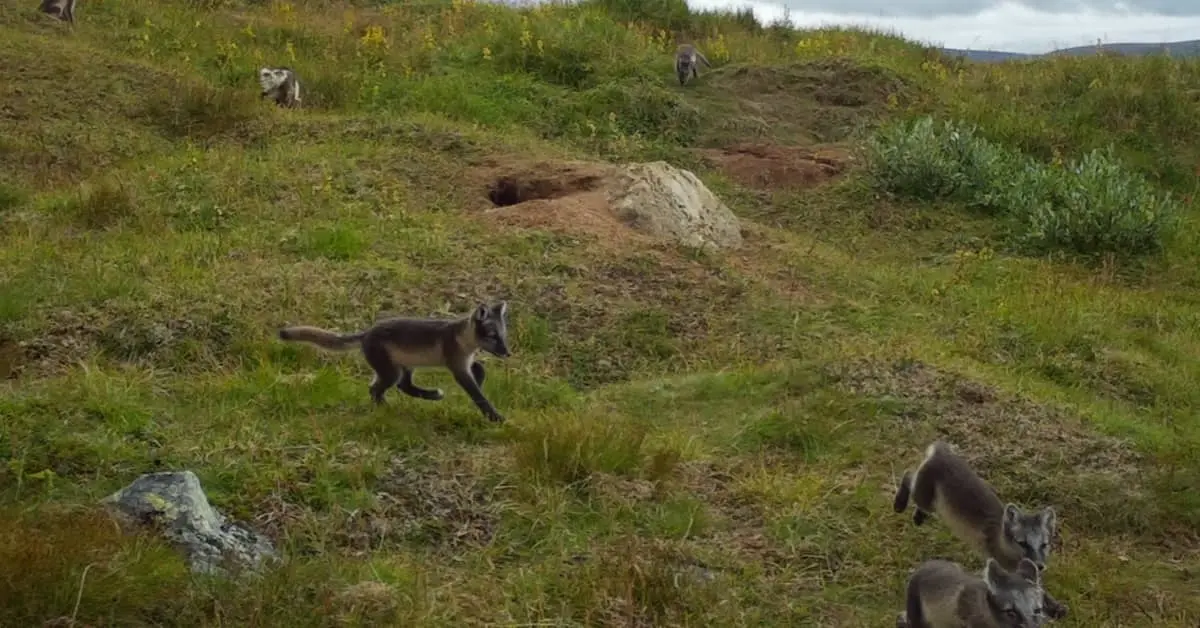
(1, 0), (1198, 625)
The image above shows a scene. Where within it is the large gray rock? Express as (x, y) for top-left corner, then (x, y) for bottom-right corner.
(102, 470), (278, 576)
(608, 161), (743, 251)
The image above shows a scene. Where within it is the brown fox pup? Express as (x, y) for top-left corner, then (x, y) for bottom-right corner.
(278, 302), (511, 422)
(39, 0), (76, 24)
(898, 557), (1048, 628)
(675, 44), (712, 86)
(893, 441), (1067, 620)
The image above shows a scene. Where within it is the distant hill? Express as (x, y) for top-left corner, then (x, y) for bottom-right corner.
(941, 39), (1200, 62)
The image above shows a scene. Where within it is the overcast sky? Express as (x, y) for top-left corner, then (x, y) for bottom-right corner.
(686, 0), (1200, 53)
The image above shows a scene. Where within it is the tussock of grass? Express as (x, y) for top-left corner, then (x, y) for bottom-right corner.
(0, 0), (1198, 625)
(54, 178), (139, 231)
(140, 82), (267, 140)
(510, 413), (663, 485)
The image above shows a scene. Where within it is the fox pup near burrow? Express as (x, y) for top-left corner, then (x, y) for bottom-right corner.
(675, 44), (712, 86)
(258, 67), (302, 108)
(39, 0), (77, 24)
(897, 557), (1048, 628)
(893, 441), (1067, 620)
(278, 302), (511, 422)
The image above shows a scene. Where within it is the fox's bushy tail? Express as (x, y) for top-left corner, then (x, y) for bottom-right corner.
(278, 326), (364, 352)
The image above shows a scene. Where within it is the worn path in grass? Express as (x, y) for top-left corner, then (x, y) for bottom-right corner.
(1, 1), (1198, 626)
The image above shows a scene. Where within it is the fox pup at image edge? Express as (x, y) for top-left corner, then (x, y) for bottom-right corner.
(40, 0), (77, 24)
(278, 302), (511, 423)
(893, 440), (1067, 620)
(898, 557), (1048, 628)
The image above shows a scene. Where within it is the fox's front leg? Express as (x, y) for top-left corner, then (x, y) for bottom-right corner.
(470, 361), (486, 386)
(450, 361), (503, 423)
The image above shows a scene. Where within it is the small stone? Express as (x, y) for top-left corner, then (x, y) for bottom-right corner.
(101, 470), (278, 576)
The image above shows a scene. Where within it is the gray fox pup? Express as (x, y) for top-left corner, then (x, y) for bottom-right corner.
(39, 0), (76, 23)
(675, 44), (712, 86)
(258, 67), (302, 108)
(898, 557), (1048, 628)
(278, 302), (511, 423)
(893, 441), (1067, 619)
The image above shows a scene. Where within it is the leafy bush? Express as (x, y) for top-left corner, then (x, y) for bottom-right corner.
(862, 117), (1010, 208)
(864, 116), (1182, 257)
(1016, 148), (1180, 256)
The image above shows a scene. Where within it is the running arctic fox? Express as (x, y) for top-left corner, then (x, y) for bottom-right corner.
(278, 302), (511, 423)
(893, 441), (1067, 619)
(675, 44), (712, 86)
(898, 558), (1048, 628)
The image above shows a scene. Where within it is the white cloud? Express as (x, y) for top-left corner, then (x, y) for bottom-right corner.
(685, 0), (1200, 53)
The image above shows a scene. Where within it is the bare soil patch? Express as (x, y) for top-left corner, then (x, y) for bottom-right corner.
(337, 450), (509, 554)
(474, 159), (652, 251)
(695, 143), (853, 191)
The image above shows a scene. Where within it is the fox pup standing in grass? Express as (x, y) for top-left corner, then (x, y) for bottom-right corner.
(258, 67), (302, 108)
(278, 302), (511, 423)
(675, 44), (712, 86)
(39, 0), (77, 24)
(898, 557), (1048, 628)
(893, 441), (1067, 620)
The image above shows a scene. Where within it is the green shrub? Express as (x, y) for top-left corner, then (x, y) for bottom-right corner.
(864, 116), (1182, 257)
(1014, 148), (1180, 256)
(862, 117), (1008, 206)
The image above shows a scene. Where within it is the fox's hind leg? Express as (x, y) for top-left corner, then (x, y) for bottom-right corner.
(363, 344), (400, 404)
(397, 367), (445, 401)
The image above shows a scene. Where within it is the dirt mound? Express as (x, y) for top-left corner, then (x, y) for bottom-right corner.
(696, 143), (853, 190)
(717, 58), (907, 107)
(479, 160), (636, 244)
(476, 159), (742, 252)
(692, 58), (914, 147)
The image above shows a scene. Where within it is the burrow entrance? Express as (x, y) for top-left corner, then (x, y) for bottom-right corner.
(486, 173), (603, 207)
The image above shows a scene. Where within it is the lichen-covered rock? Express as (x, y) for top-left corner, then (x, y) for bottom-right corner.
(101, 470), (278, 576)
(607, 161), (743, 251)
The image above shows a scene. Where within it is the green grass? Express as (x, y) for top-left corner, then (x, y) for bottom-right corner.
(1, 0), (1198, 625)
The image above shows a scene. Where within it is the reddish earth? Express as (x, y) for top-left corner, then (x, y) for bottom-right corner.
(694, 143), (853, 190)
(472, 159), (664, 250)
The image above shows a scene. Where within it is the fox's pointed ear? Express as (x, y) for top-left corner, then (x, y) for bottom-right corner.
(982, 559), (1003, 591)
(1041, 506), (1056, 530)
(494, 301), (508, 319)
(474, 304), (489, 321)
